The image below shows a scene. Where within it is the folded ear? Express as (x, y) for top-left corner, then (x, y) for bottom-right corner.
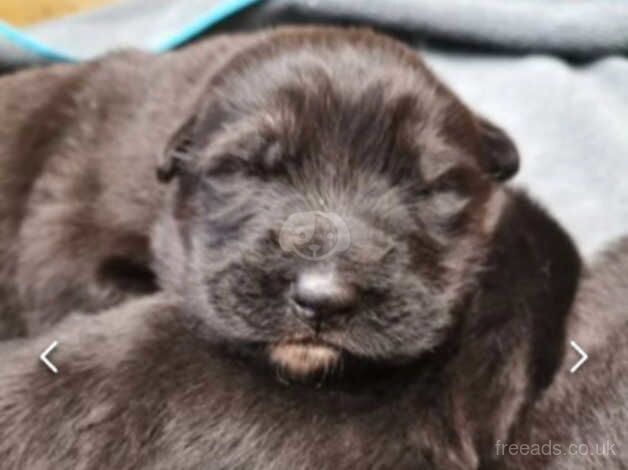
(476, 116), (520, 181)
(156, 114), (199, 183)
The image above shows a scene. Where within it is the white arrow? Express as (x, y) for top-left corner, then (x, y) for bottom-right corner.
(569, 340), (588, 374)
(40, 341), (59, 374)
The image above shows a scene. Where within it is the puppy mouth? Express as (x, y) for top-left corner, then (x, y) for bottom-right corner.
(269, 338), (342, 379)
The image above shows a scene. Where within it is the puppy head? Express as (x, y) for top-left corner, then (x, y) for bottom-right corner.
(154, 27), (519, 381)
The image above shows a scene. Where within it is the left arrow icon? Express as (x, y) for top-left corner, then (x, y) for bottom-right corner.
(40, 341), (59, 374)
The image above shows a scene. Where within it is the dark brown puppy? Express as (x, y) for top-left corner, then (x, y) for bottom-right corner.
(0, 27), (582, 469)
(0, 32), (256, 337)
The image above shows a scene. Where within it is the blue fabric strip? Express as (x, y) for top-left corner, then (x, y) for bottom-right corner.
(0, 0), (262, 63)
(156, 0), (262, 52)
(0, 21), (73, 62)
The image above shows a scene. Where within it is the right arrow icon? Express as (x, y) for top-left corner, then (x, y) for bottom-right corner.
(569, 340), (588, 374)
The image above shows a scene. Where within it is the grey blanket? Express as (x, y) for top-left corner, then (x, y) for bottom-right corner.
(2, 0), (627, 254)
(424, 52), (628, 256)
(224, 0), (628, 58)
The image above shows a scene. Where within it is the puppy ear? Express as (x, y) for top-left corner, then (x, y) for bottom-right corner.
(156, 114), (199, 183)
(476, 117), (519, 181)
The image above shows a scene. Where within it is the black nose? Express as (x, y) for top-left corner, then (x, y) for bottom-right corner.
(292, 270), (357, 321)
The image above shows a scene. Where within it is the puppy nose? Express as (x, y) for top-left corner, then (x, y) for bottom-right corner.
(292, 270), (357, 320)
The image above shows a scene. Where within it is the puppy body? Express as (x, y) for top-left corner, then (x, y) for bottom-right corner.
(503, 237), (628, 469)
(0, 187), (581, 470)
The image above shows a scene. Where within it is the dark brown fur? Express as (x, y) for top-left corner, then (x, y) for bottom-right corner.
(0, 189), (582, 469)
(0, 33), (257, 337)
(502, 237), (628, 469)
(0, 27), (586, 469)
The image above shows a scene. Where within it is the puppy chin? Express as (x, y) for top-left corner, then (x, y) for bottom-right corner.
(269, 342), (341, 380)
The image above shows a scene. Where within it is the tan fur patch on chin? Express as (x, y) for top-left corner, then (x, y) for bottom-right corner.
(269, 343), (341, 378)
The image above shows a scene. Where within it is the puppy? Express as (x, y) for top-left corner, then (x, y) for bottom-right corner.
(0, 27), (582, 469)
(0, 33), (257, 337)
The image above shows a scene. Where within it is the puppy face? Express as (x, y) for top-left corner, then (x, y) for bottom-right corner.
(155, 28), (518, 381)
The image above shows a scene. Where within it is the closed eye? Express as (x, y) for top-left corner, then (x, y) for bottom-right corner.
(205, 155), (249, 178)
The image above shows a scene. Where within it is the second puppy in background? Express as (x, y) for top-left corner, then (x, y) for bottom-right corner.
(0, 32), (255, 336)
